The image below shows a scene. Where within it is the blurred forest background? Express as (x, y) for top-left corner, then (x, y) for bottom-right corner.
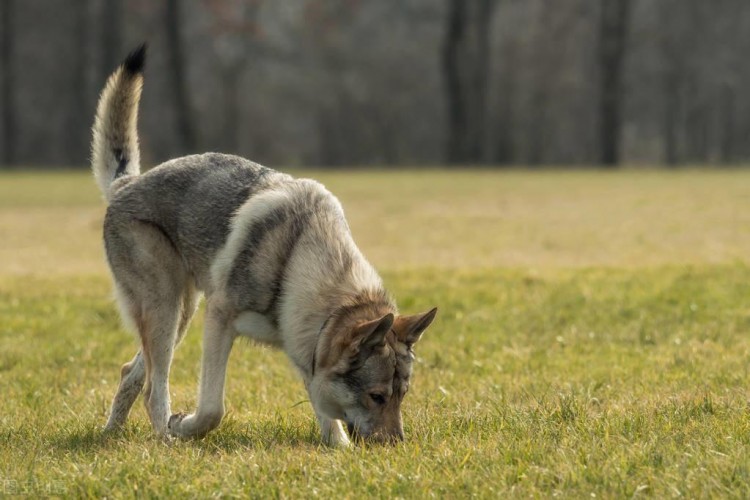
(1, 0), (749, 169)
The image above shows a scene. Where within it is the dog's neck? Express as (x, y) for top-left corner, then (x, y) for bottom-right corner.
(310, 315), (332, 377)
(279, 221), (394, 379)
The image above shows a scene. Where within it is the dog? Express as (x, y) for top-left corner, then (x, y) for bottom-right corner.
(92, 44), (437, 446)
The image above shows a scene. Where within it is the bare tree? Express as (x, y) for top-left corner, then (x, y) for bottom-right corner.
(492, 35), (516, 165)
(657, 0), (684, 165)
(166, 0), (198, 152)
(205, 0), (263, 154)
(720, 82), (737, 163)
(522, 1), (579, 166)
(598, 0), (631, 166)
(67, 1), (90, 165)
(442, 0), (497, 164)
(1, 0), (16, 167)
(100, 0), (122, 81)
(303, 0), (364, 166)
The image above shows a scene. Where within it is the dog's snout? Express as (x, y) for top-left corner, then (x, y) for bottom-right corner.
(365, 426), (404, 445)
(385, 429), (405, 444)
(345, 416), (404, 444)
(369, 431), (403, 445)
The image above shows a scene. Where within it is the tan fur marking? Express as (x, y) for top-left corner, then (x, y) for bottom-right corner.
(392, 307), (438, 346)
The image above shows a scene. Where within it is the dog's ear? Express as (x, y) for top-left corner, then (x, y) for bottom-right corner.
(348, 313), (394, 353)
(394, 307), (438, 347)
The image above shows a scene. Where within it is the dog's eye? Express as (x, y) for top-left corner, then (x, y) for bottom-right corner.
(369, 393), (387, 405)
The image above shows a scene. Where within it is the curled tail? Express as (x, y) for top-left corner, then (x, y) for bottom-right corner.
(91, 44), (146, 201)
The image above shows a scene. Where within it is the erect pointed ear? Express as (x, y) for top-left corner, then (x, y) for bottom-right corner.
(348, 313), (394, 353)
(394, 307), (438, 347)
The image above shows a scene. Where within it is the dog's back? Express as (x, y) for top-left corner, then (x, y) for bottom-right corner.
(105, 153), (285, 289)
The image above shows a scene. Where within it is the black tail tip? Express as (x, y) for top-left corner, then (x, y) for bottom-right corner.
(123, 43), (147, 75)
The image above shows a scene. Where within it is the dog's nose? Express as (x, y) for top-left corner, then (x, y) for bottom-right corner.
(386, 430), (404, 444)
(370, 430), (403, 445)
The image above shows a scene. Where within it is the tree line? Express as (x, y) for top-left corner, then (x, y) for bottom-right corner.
(1, 0), (749, 168)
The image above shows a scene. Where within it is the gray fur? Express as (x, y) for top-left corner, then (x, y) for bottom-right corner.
(94, 47), (437, 446)
(105, 154), (281, 289)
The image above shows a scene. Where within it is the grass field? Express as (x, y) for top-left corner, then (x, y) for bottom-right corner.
(2, 169), (750, 497)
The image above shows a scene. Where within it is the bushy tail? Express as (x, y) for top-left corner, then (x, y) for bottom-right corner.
(91, 44), (146, 201)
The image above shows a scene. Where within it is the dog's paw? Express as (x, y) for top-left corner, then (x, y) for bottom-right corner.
(329, 437), (351, 449)
(322, 427), (351, 448)
(102, 422), (123, 434)
(167, 412), (188, 437)
(324, 435), (351, 449)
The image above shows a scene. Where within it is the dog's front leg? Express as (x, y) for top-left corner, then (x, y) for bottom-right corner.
(317, 412), (350, 448)
(169, 303), (234, 439)
(305, 380), (350, 448)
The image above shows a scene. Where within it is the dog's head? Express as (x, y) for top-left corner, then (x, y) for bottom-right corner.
(311, 306), (438, 444)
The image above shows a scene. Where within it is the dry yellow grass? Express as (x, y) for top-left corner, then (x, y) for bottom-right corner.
(1, 168), (750, 276)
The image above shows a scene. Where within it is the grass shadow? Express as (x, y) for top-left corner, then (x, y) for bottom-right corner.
(51, 424), (144, 454)
(196, 415), (322, 452)
(49, 415), (323, 454)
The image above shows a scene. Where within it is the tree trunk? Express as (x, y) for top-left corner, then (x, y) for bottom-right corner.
(166, 0), (197, 153)
(442, 0), (497, 165)
(221, 66), (242, 154)
(662, 70), (680, 166)
(1, 0), (16, 167)
(720, 83), (736, 164)
(493, 39), (515, 165)
(662, 99), (679, 166)
(69, 1), (90, 166)
(598, 0), (631, 167)
(100, 0), (122, 80)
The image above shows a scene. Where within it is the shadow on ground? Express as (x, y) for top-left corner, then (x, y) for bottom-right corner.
(51, 415), (322, 454)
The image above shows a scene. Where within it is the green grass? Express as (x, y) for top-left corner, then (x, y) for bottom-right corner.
(1, 169), (750, 497)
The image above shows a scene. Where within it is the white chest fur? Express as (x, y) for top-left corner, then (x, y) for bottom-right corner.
(232, 311), (281, 346)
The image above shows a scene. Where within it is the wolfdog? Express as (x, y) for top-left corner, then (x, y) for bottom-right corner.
(92, 45), (437, 446)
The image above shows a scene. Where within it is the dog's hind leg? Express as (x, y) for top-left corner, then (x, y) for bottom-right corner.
(140, 297), (183, 436)
(104, 281), (148, 431)
(104, 349), (145, 431)
(104, 280), (198, 432)
(104, 218), (188, 436)
(168, 298), (234, 438)
(175, 281), (200, 345)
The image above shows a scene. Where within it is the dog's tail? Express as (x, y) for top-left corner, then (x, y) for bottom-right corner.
(91, 44), (146, 201)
